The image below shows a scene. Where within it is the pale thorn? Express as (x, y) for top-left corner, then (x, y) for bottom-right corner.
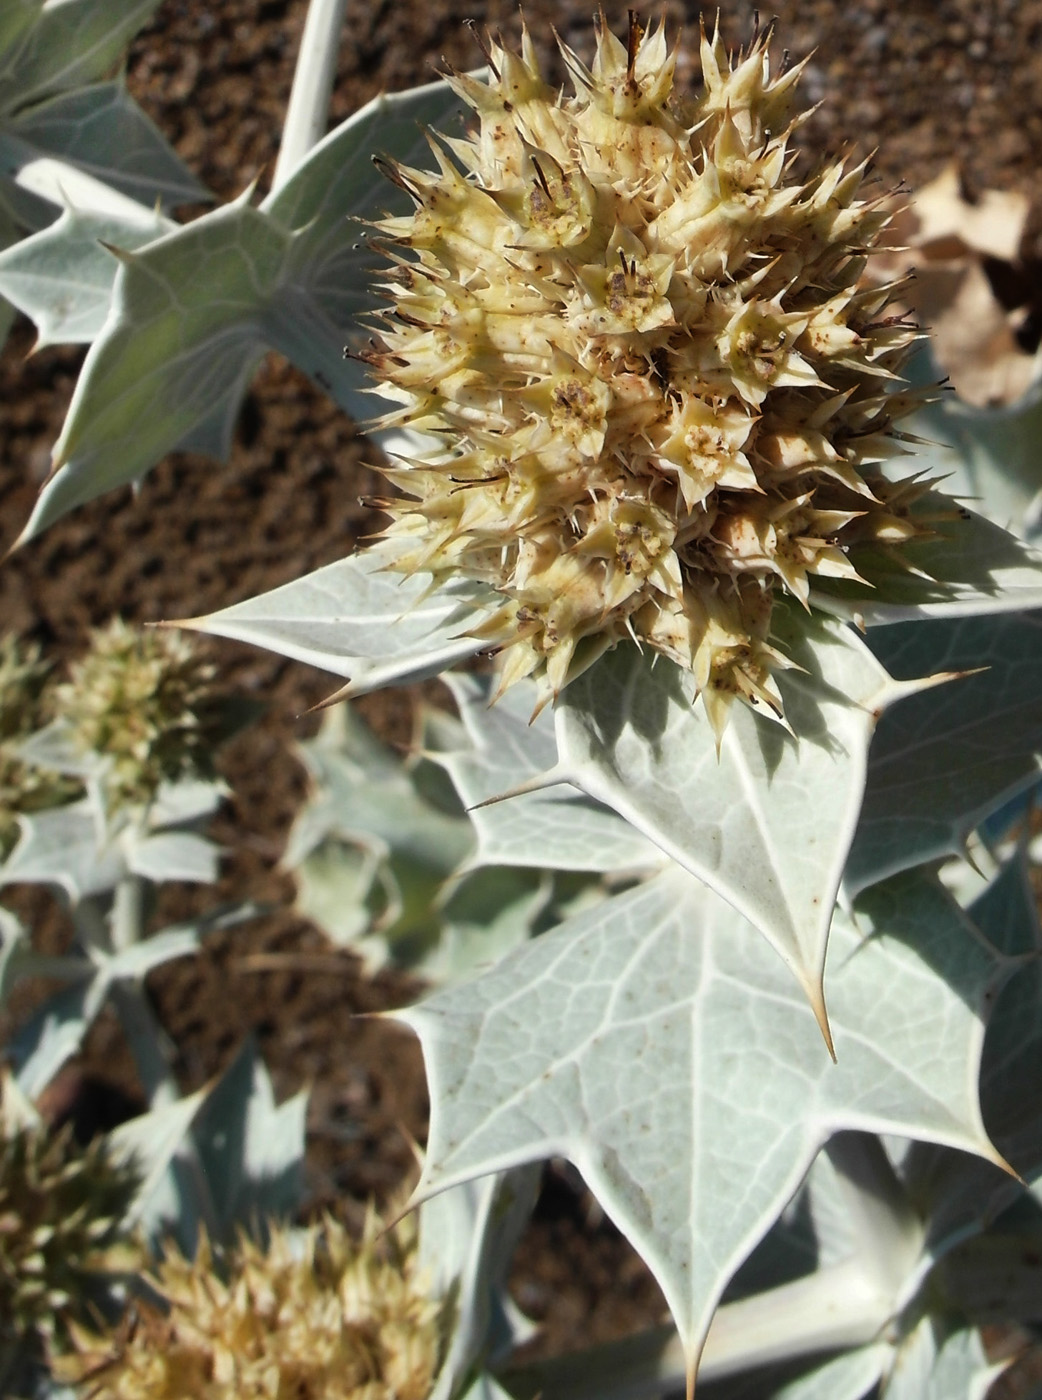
(464, 763), (571, 813)
(801, 969), (836, 1061)
(865, 666), (989, 721)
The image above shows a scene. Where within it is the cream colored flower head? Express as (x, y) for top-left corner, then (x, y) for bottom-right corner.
(365, 15), (934, 736)
(55, 1211), (442, 1400)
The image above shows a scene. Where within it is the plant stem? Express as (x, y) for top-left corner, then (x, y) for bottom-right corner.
(825, 1132), (925, 1304)
(272, 0), (349, 192)
(500, 1258), (896, 1400)
(108, 872), (178, 1109)
(108, 982), (179, 1109)
(110, 871), (145, 954)
(699, 1258), (894, 1379)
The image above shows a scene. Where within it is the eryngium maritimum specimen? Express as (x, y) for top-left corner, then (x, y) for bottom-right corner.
(364, 15), (933, 735)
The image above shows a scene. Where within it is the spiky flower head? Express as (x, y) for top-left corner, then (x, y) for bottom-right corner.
(364, 15), (936, 735)
(0, 636), (82, 858)
(55, 1211), (442, 1400)
(0, 1116), (138, 1361)
(55, 619), (223, 811)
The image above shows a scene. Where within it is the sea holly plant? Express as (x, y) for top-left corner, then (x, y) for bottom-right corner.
(9, 5), (1042, 1400)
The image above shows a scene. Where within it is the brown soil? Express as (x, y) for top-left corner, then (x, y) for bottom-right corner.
(3, 0), (1042, 1366)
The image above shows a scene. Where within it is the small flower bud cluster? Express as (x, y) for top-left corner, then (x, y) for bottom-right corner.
(366, 16), (935, 734)
(55, 1212), (442, 1400)
(56, 619), (223, 811)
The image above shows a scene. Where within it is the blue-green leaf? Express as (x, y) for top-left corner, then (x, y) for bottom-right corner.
(402, 866), (1001, 1382)
(181, 544), (494, 693)
(0, 202), (173, 344)
(7, 81), (205, 209)
(553, 611), (903, 1019)
(848, 611), (1042, 894)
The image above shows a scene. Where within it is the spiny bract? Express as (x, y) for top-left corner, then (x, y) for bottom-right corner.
(364, 15), (937, 735)
(54, 1212), (442, 1400)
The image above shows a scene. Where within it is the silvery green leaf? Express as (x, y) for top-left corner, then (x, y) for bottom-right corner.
(937, 843), (999, 912)
(967, 847), (1040, 958)
(0, 201), (173, 344)
(297, 844), (556, 979)
(264, 74), (470, 231)
(104, 925), (200, 980)
(972, 956), (1042, 1184)
(0, 125), (184, 232)
(553, 610), (902, 1021)
(106, 1086), (208, 1237)
(16, 77), (470, 541)
(903, 345), (1042, 540)
(0, 800), (122, 901)
(290, 702), (535, 977)
(699, 1343), (890, 1400)
(16, 715), (100, 777)
(420, 1168), (541, 1400)
(8, 82), (204, 209)
(439, 673), (663, 875)
(192, 1037), (307, 1234)
(0, 0), (164, 113)
(769, 1348), (889, 1400)
(148, 775), (225, 827)
(10, 923), (202, 1098)
(182, 543), (494, 693)
(814, 500), (1042, 624)
(303, 699), (403, 781)
(892, 855), (1041, 1263)
(296, 704), (473, 871)
(882, 1319), (999, 1400)
(17, 191), (289, 540)
(430, 868), (560, 982)
(0, 0), (43, 69)
(847, 611), (1042, 895)
(291, 702), (604, 979)
(402, 866), (1000, 1380)
(260, 75), (471, 429)
(294, 839), (383, 950)
(125, 828), (220, 884)
(13, 965), (106, 1098)
(0, 152), (52, 231)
